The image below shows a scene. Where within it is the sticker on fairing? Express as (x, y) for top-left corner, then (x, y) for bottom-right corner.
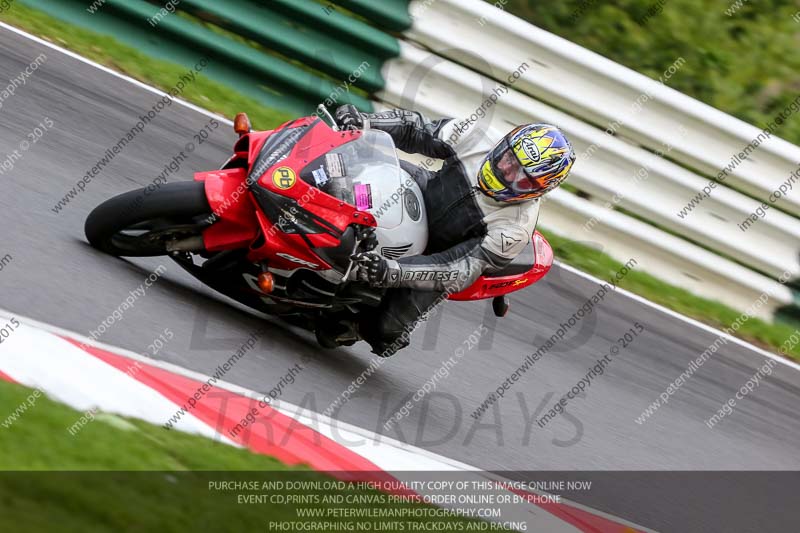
(353, 183), (373, 210)
(311, 166), (329, 187)
(324, 153), (346, 178)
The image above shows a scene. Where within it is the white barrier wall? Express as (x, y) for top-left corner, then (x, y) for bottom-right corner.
(542, 190), (793, 321)
(377, 41), (800, 312)
(407, 0), (800, 217)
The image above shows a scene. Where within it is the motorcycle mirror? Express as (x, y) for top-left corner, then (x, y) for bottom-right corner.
(234, 113), (251, 135)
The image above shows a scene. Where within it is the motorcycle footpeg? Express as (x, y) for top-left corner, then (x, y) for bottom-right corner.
(492, 296), (510, 317)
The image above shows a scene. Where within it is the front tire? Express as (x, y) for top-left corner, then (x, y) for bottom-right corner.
(85, 181), (211, 257)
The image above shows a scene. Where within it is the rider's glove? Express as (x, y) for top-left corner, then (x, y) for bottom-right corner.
(335, 104), (364, 131)
(352, 252), (400, 287)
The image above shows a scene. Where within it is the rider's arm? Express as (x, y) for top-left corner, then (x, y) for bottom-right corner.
(387, 221), (533, 292)
(387, 198), (540, 292)
(360, 109), (458, 159)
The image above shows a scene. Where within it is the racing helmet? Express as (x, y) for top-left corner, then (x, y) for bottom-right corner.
(477, 124), (575, 202)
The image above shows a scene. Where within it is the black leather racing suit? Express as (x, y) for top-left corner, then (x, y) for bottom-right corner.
(356, 109), (541, 355)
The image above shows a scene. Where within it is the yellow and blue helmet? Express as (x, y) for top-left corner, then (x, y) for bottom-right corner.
(477, 124), (575, 202)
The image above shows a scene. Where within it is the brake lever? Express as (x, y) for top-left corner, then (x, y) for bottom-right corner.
(341, 227), (377, 282)
(341, 239), (359, 282)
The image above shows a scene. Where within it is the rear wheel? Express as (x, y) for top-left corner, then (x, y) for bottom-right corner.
(85, 181), (212, 257)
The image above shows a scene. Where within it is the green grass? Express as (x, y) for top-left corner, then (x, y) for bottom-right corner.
(0, 3), (293, 130)
(542, 229), (800, 361)
(4, 4), (798, 360)
(0, 380), (490, 532)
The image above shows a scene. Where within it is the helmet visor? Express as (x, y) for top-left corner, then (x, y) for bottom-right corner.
(490, 140), (546, 194)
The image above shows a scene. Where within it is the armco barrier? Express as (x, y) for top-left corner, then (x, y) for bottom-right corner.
(540, 191), (795, 321)
(331, 0), (413, 32)
(20, 0), (378, 114)
(378, 41), (800, 283)
(406, 0), (800, 218)
(178, 0), (396, 93)
(395, 129), (795, 319)
(100, 0), (374, 110)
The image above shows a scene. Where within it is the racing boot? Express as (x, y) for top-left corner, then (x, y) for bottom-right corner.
(315, 317), (360, 348)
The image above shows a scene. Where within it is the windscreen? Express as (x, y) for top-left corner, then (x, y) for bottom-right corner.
(312, 130), (401, 208)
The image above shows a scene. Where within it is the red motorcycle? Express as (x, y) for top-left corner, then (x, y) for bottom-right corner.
(86, 106), (553, 347)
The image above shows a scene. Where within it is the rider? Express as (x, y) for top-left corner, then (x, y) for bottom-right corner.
(329, 105), (576, 356)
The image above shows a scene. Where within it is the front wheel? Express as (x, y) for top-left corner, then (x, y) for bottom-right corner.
(85, 181), (212, 257)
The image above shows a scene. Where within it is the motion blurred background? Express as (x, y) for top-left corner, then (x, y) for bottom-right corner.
(14, 0), (797, 351)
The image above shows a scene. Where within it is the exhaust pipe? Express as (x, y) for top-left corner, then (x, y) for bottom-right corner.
(166, 236), (205, 253)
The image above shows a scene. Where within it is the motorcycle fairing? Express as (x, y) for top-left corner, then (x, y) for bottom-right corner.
(448, 231), (553, 300)
(193, 113), (553, 311)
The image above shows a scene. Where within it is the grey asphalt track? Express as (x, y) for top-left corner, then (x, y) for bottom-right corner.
(1, 27), (799, 532)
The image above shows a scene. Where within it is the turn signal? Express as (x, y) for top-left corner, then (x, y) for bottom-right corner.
(257, 272), (274, 294)
(234, 112), (251, 135)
